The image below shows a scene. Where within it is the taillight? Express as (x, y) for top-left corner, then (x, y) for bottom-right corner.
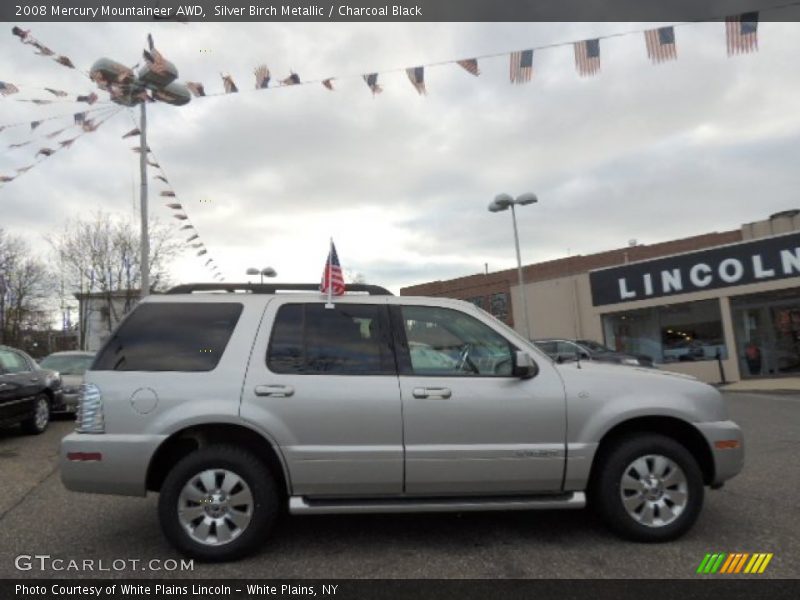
(75, 383), (105, 433)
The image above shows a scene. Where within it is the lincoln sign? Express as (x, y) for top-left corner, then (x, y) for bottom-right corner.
(589, 232), (800, 306)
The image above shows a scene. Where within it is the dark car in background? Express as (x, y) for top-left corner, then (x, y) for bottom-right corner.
(533, 338), (655, 368)
(0, 345), (63, 434)
(39, 351), (95, 413)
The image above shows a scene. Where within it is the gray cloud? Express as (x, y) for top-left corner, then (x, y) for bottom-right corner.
(1, 21), (799, 294)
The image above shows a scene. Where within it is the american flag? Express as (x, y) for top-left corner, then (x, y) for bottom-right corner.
(644, 27), (677, 63)
(320, 241), (345, 296)
(457, 58), (480, 77)
(254, 64), (270, 89)
(55, 55), (75, 69)
(186, 82), (206, 97)
(509, 50), (534, 84)
(0, 81), (19, 96)
(726, 12), (759, 56)
(221, 73), (238, 93)
(574, 39), (601, 77)
(406, 66), (426, 95)
(363, 73), (382, 95)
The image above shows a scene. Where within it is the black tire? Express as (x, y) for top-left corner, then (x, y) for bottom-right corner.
(158, 445), (279, 562)
(21, 393), (50, 435)
(590, 434), (704, 542)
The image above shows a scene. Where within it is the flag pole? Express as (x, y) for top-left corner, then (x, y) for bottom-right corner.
(325, 237), (334, 309)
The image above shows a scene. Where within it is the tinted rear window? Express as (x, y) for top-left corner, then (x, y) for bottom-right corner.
(267, 303), (395, 375)
(93, 302), (243, 371)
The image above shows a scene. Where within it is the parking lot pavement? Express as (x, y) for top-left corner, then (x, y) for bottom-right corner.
(0, 393), (798, 579)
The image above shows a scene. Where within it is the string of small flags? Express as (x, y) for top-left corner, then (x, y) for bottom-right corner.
(173, 10), (767, 100)
(0, 104), (118, 135)
(0, 80), (114, 105)
(0, 106), (123, 187)
(123, 113), (225, 281)
(11, 26), (79, 70)
(0, 105), (119, 156)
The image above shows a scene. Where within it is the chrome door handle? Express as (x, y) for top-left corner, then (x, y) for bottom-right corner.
(254, 384), (294, 397)
(412, 387), (452, 399)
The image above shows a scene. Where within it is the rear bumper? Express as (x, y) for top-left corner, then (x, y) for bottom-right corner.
(60, 432), (166, 496)
(695, 420), (745, 485)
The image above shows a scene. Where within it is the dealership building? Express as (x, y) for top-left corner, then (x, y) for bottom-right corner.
(400, 211), (800, 383)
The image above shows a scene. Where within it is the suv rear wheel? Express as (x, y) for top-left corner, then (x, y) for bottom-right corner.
(158, 445), (278, 561)
(591, 434), (704, 542)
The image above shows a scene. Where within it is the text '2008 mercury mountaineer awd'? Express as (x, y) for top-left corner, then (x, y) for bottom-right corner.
(61, 283), (744, 561)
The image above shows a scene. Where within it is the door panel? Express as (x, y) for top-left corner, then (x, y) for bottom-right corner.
(394, 305), (567, 495)
(240, 300), (403, 497)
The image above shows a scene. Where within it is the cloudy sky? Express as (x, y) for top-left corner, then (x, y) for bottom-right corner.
(2, 19), (800, 295)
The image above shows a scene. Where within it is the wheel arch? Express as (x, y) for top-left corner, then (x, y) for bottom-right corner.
(146, 423), (291, 498)
(589, 416), (715, 487)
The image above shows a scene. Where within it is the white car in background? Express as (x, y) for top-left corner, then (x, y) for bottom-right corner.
(38, 351), (95, 413)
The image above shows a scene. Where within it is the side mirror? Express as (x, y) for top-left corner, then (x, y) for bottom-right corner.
(513, 351), (539, 379)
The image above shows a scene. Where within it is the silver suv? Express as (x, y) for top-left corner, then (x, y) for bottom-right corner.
(61, 283), (744, 561)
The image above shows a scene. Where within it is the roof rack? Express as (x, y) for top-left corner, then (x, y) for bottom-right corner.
(165, 283), (393, 296)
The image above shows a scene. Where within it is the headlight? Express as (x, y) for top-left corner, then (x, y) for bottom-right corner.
(621, 358), (640, 366)
(75, 383), (105, 433)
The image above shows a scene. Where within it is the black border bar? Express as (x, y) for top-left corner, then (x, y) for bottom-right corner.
(4, 0), (800, 22)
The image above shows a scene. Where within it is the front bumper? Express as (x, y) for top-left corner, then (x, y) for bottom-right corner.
(56, 390), (79, 413)
(695, 420), (745, 485)
(60, 432), (166, 497)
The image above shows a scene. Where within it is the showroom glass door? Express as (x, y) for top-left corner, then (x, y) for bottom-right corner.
(732, 290), (800, 378)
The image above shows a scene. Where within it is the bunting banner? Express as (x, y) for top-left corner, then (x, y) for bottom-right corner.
(406, 67), (426, 95)
(122, 128), (140, 139)
(574, 39), (601, 76)
(645, 27), (678, 63)
(221, 73), (238, 93)
(0, 107), (122, 187)
(186, 81), (206, 97)
(0, 81), (20, 96)
(129, 126), (226, 282)
(363, 73), (382, 95)
(509, 50), (534, 84)
(726, 12), (759, 55)
(281, 72), (301, 86)
(254, 65), (270, 89)
(457, 59), (480, 77)
(6, 13), (775, 105)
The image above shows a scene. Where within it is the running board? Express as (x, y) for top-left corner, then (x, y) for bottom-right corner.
(289, 492), (585, 515)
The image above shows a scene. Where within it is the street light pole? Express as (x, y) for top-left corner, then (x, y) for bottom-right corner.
(139, 101), (149, 299)
(488, 192), (538, 340)
(509, 204), (532, 340)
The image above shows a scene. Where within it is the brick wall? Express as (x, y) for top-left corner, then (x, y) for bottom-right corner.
(400, 229), (744, 324)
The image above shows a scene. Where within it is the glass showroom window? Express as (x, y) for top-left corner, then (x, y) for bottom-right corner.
(602, 299), (727, 364)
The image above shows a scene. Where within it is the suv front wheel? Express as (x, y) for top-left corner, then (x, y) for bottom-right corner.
(591, 434), (704, 542)
(158, 445), (278, 561)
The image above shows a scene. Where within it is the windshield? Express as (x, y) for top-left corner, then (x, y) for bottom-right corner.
(39, 355), (94, 375)
(577, 340), (615, 354)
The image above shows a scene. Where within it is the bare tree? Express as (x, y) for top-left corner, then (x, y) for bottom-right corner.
(0, 229), (56, 347)
(48, 210), (181, 349)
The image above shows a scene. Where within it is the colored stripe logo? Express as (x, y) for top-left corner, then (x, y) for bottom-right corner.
(697, 553), (773, 574)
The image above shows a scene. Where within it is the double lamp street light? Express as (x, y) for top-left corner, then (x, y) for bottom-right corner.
(488, 192), (538, 341)
(246, 267), (278, 284)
